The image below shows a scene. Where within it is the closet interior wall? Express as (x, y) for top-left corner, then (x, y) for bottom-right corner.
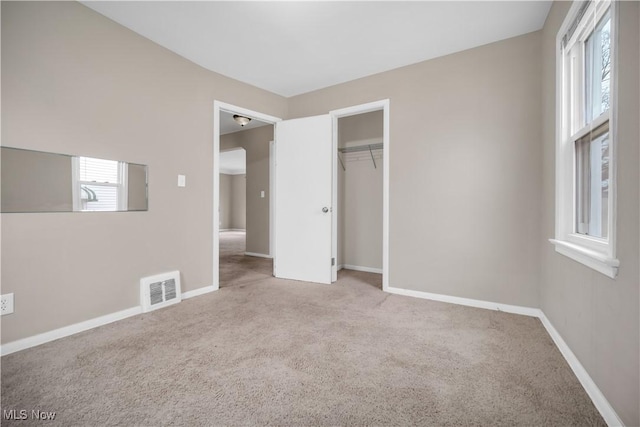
(337, 110), (384, 272)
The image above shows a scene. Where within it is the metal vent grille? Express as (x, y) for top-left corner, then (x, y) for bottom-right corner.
(150, 282), (164, 305)
(164, 279), (177, 300)
(140, 271), (181, 313)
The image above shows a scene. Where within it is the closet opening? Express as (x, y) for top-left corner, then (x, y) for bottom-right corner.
(335, 110), (384, 290)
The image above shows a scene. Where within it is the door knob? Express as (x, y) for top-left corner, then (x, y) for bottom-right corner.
(322, 207), (329, 213)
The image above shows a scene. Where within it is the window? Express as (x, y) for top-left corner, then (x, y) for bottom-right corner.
(575, 123), (609, 238)
(72, 156), (128, 211)
(551, 0), (619, 278)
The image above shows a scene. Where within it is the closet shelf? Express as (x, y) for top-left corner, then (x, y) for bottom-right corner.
(338, 143), (383, 154)
(338, 142), (383, 170)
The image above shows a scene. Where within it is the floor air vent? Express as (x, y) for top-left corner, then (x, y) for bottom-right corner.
(140, 271), (182, 313)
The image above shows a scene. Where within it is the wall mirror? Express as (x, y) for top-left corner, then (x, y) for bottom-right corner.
(1, 147), (148, 213)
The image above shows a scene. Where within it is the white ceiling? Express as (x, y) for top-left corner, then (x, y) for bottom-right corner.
(220, 148), (246, 175)
(220, 111), (271, 135)
(82, 1), (552, 98)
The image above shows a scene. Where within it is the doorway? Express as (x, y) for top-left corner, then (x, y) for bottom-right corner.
(213, 102), (281, 290)
(219, 147), (250, 286)
(335, 110), (384, 289)
(330, 100), (390, 291)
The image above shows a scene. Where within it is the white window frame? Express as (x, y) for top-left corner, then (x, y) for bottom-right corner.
(550, 0), (619, 278)
(72, 156), (128, 212)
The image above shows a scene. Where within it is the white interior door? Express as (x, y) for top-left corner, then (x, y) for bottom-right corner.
(274, 114), (332, 284)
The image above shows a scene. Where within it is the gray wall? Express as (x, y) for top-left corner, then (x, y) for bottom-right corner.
(219, 173), (246, 230)
(219, 173), (232, 230)
(1, 1), (287, 343)
(290, 32), (543, 308)
(220, 126), (273, 255)
(338, 111), (383, 270)
(539, 2), (639, 425)
(230, 174), (246, 230)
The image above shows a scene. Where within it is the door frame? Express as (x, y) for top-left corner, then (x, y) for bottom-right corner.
(269, 140), (276, 259)
(329, 99), (390, 291)
(213, 100), (282, 290)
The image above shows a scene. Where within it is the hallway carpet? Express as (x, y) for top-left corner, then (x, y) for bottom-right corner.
(219, 231), (273, 288)
(1, 234), (604, 425)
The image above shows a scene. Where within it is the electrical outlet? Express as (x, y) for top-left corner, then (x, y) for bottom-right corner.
(1, 293), (14, 315)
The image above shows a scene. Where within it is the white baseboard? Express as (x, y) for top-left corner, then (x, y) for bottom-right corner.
(220, 229), (245, 232)
(385, 286), (540, 317)
(538, 313), (624, 427)
(245, 252), (272, 259)
(1, 284), (218, 357)
(182, 285), (217, 299)
(385, 285), (624, 426)
(0, 306), (142, 356)
(1, 276), (624, 426)
(339, 264), (383, 274)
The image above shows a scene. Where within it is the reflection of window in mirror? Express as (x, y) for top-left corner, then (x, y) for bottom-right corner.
(72, 157), (128, 211)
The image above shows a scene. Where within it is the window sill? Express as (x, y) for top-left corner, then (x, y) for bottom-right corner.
(549, 239), (619, 278)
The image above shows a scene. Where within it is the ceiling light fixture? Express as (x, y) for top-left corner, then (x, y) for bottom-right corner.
(233, 115), (251, 127)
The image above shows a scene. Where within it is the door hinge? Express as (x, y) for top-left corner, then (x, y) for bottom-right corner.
(331, 258), (335, 266)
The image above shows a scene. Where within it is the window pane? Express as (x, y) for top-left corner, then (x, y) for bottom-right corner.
(78, 157), (119, 183)
(575, 130), (609, 238)
(81, 184), (119, 211)
(585, 11), (611, 121)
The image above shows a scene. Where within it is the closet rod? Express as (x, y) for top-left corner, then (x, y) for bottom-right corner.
(338, 142), (383, 154)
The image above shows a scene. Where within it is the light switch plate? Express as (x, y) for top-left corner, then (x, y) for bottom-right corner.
(178, 175), (186, 187)
(260, 190), (265, 198)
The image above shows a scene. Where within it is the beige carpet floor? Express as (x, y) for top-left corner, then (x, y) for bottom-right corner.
(0, 232), (604, 426)
(219, 231), (273, 289)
